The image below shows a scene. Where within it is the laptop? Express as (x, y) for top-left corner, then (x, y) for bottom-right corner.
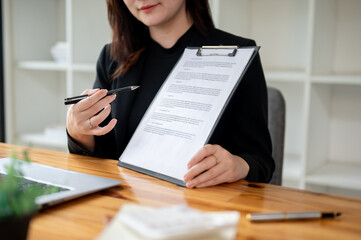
(0, 157), (122, 208)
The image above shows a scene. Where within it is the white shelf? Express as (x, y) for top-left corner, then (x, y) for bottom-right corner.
(18, 61), (68, 71)
(306, 162), (361, 191)
(311, 75), (361, 85)
(18, 61), (96, 73)
(4, 0), (109, 153)
(20, 132), (67, 149)
(20, 125), (67, 148)
(265, 71), (306, 83)
(72, 63), (96, 72)
(209, 0), (361, 197)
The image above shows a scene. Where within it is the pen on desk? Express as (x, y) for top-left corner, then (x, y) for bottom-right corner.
(246, 211), (341, 222)
(64, 86), (139, 105)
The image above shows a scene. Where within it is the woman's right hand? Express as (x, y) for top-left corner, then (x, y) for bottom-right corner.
(66, 89), (117, 152)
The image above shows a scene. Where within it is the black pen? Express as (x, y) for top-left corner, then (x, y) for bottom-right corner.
(246, 211), (341, 222)
(64, 86), (139, 105)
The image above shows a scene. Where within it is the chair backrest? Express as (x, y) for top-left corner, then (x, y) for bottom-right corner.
(267, 87), (286, 185)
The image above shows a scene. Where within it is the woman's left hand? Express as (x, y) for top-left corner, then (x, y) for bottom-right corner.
(183, 144), (250, 188)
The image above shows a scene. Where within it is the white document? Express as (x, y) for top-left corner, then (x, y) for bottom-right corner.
(118, 47), (257, 185)
(96, 204), (240, 240)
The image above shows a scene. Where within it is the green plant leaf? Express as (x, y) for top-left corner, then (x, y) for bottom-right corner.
(0, 149), (40, 219)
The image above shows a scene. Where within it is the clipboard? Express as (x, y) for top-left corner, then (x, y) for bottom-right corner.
(118, 46), (260, 187)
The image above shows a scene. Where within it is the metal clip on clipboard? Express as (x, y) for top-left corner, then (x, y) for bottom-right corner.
(196, 45), (239, 57)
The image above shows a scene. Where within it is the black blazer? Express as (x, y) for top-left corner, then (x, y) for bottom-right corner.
(68, 26), (275, 183)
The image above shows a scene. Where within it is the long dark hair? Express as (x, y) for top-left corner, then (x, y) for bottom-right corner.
(106, 0), (214, 78)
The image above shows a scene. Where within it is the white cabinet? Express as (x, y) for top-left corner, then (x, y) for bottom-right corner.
(210, 0), (361, 197)
(4, 0), (111, 151)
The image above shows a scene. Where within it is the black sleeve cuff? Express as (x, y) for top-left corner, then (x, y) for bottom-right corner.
(67, 130), (94, 156)
(240, 153), (274, 183)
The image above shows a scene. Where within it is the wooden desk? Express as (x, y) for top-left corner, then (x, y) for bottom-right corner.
(1, 143), (360, 240)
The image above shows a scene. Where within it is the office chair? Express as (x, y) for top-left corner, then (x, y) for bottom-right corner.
(267, 87), (286, 185)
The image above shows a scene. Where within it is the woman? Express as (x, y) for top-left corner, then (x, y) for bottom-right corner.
(67, 0), (274, 188)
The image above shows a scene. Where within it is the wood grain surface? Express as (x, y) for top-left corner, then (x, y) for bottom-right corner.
(1, 143), (360, 240)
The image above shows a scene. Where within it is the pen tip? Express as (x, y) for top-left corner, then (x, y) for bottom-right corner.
(131, 86), (140, 90)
